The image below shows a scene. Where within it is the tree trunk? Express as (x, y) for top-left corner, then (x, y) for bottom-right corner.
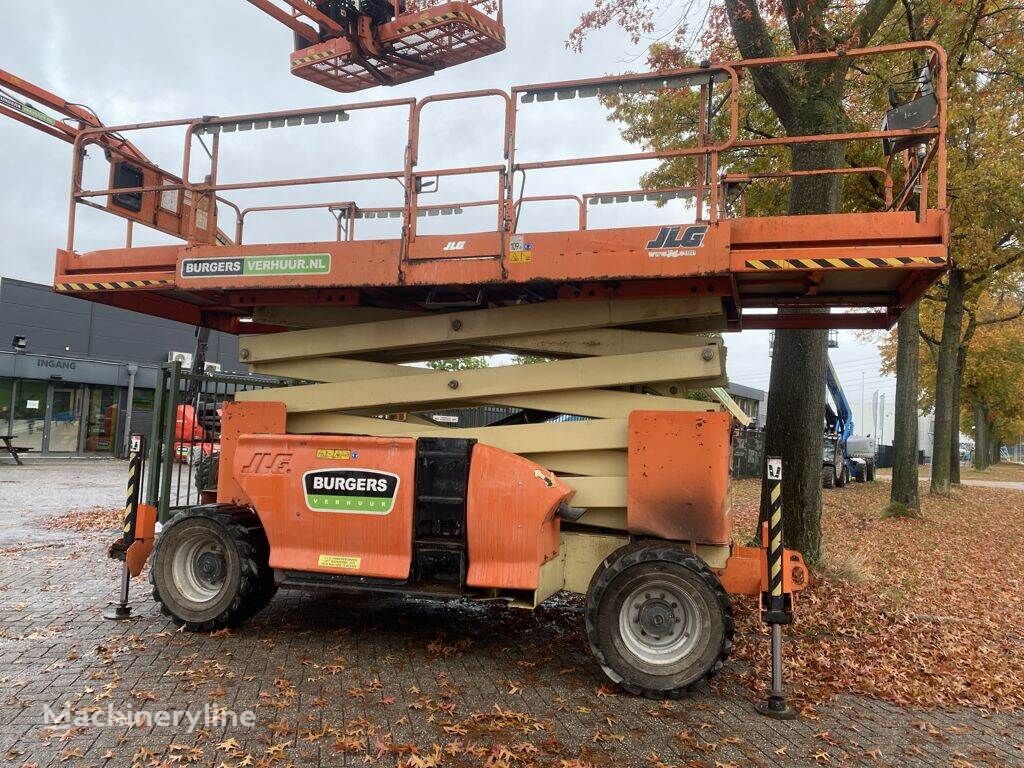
(973, 401), (989, 470)
(949, 347), (966, 484)
(990, 426), (1001, 465)
(930, 268), (966, 493)
(891, 302), (921, 509)
(758, 141), (840, 566)
(760, 322), (828, 564)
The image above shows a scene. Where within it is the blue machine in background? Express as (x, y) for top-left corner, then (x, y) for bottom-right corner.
(823, 357), (877, 488)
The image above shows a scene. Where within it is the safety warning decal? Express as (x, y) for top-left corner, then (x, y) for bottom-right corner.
(315, 448), (359, 461)
(317, 555), (362, 570)
(303, 469), (400, 515)
(180, 254), (331, 279)
(509, 234), (533, 263)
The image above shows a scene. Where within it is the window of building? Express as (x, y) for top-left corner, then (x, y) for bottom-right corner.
(0, 377), (13, 434)
(13, 380), (48, 452)
(132, 388), (155, 411)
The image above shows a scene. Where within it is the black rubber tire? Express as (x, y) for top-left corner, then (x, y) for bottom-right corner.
(822, 467), (835, 488)
(867, 462), (876, 482)
(855, 465), (866, 483)
(585, 541), (733, 699)
(194, 452), (221, 493)
(151, 505), (275, 632)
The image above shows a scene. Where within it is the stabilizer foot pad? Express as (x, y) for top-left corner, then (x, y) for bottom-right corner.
(103, 604), (133, 621)
(755, 697), (797, 720)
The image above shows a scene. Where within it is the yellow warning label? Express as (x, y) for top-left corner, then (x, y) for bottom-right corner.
(509, 251), (532, 263)
(316, 449), (353, 460)
(318, 555), (362, 570)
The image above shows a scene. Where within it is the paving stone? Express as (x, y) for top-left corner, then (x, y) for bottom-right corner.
(1, 460), (1021, 767)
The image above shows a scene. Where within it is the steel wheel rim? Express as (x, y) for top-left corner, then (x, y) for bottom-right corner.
(171, 528), (228, 604)
(618, 578), (701, 666)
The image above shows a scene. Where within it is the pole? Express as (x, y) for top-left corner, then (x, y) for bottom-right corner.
(755, 456), (796, 720)
(880, 392), (886, 446)
(121, 363), (138, 458)
(104, 435), (145, 620)
(860, 372), (865, 435)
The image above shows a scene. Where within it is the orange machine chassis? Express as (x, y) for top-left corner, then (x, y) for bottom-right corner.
(52, 43), (948, 333)
(186, 402), (807, 601)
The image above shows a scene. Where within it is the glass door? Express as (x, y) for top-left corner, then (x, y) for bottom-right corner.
(47, 386), (84, 453)
(84, 385), (121, 454)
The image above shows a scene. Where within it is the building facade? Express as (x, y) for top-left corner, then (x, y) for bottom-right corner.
(726, 382), (767, 429)
(0, 278), (243, 457)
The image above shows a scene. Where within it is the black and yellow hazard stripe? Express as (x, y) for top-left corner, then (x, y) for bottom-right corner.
(122, 448), (144, 544)
(767, 479), (784, 600)
(54, 279), (173, 292)
(744, 255), (946, 271)
(396, 9), (505, 41)
(761, 458), (793, 625)
(293, 48), (342, 66)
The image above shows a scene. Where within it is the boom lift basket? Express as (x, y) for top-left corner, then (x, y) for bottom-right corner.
(290, 1), (506, 92)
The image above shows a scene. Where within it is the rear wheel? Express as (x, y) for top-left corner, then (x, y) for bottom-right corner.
(822, 466), (835, 488)
(151, 505), (275, 631)
(585, 542), (733, 699)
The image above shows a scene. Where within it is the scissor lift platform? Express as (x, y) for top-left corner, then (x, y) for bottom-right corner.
(54, 208), (946, 332)
(51, 43), (949, 333)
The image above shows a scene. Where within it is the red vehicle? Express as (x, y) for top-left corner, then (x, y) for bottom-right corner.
(173, 404), (220, 464)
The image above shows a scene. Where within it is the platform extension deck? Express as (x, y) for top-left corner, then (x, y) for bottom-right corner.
(52, 43), (949, 333)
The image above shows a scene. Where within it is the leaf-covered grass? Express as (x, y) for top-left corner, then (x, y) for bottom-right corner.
(726, 478), (1024, 711)
(959, 462), (1024, 483)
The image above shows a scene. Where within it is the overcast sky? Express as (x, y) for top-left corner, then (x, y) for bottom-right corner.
(0, 1), (900, 439)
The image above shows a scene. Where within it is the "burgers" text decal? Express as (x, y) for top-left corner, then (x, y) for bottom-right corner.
(302, 469), (400, 515)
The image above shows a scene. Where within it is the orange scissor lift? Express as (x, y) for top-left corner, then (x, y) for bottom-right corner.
(52, 43), (946, 701)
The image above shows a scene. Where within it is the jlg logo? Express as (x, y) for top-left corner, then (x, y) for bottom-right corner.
(443, 241), (467, 251)
(240, 452), (292, 474)
(646, 225), (708, 250)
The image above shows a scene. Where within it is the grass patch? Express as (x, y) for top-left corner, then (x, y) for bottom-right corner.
(881, 501), (920, 519)
(820, 551), (871, 583)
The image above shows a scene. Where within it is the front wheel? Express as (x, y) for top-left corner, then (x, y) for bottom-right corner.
(151, 505), (275, 631)
(585, 542), (733, 699)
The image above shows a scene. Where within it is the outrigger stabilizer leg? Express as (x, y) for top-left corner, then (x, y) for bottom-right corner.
(755, 456), (797, 720)
(104, 436), (154, 620)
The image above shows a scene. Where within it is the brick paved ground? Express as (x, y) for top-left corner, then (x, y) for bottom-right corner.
(1, 461), (1021, 768)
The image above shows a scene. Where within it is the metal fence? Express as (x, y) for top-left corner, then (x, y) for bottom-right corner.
(732, 428), (766, 478)
(142, 363), (288, 522)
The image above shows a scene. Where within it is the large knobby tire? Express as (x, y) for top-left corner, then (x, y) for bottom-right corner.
(194, 452), (220, 493)
(867, 462), (876, 482)
(151, 505), (275, 631)
(585, 542), (733, 699)
(822, 467), (835, 488)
